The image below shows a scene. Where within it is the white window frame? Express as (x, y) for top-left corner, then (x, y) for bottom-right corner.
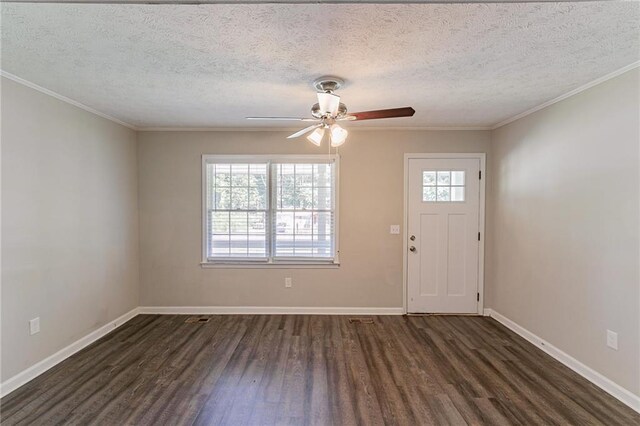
(201, 154), (340, 268)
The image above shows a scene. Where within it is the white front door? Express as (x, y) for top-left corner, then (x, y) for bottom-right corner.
(407, 157), (482, 313)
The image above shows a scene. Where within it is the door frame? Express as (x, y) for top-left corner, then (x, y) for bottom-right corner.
(403, 153), (486, 315)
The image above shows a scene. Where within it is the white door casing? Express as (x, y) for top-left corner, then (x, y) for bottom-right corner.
(406, 155), (484, 314)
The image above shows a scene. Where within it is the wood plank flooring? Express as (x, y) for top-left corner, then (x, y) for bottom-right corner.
(1, 315), (638, 425)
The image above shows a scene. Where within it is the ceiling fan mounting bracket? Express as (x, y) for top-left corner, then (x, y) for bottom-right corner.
(313, 76), (344, 93)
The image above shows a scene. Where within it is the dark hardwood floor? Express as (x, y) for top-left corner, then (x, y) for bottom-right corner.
(1, 314), (638, 425)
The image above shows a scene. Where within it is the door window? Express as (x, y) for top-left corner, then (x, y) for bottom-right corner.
(422, 170), (465, 202)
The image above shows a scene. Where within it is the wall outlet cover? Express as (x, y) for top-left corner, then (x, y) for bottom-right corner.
(285, 277), (292, 288)
(606, 330), (618, 350)
(30, 317), (40, 335)
(390, 225), (400, 234)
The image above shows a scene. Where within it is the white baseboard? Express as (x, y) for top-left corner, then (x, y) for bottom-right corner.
(6, 305), (637, 415)
(485, 308), (640, 413)
(0, 305), (402, 398)
(138, 306), (405, 315)
(0, 307), (140, 399)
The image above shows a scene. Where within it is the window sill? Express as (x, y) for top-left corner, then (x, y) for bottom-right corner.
(200, 261), (340, 269)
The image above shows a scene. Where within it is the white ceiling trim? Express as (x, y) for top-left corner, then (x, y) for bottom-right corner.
(491, 60), (640, 130)
(0, 69), (492, 132)
(0, 70), (138, 130)
(3, 61), (638, 134)
(2, 0), (600, 4)
(137, 126), (492, 131)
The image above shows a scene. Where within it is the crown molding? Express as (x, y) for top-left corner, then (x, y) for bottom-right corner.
(5, 60), (637, 134)
(0, 71), (490, 132)
(1, 70), (138, 130)
(137, 126), (491, 131)
(491, 61), (640, 130)
(0, 1), (600, 4)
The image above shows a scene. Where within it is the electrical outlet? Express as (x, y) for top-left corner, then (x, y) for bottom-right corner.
(606, 330), (618, 350)
(390, 225), (400, 234)
(285, 277), (292, 288)
(30, 317), (40, 335)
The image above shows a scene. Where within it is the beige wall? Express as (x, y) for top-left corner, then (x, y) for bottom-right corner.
(1, 78), (140, 380)
(487, 68), (640, 395)
(137, 130), (490, 308)
(4, 65), (637, 402)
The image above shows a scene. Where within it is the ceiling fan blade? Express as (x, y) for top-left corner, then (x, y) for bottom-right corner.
(246, 117), (319, 121)
(286, 123), (323, 139)
(317, 92), (340, 115)
(348, 107), (415, 121)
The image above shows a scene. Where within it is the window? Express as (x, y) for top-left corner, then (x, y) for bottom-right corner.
(203, 155), (338, 265)
(423, 170), (465, 202)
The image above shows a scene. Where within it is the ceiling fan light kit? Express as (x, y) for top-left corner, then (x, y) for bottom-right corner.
(307, 127), (325, 146)
(329, 124), (348, 147)
(247, 76), (415, 147)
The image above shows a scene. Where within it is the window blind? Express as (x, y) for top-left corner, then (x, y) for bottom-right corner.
(272, 163), (334, 259)
(204, 156), (337, 264)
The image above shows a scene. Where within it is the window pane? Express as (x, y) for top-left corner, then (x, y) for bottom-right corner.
(423, 187), (436, 202)
(451, 171), (465, 186)
(214, 164), (231, 187)
(314, 164), (332, 187)
(230, 235), (248, 256)
(215, 188), (230, 210)
(423, 171), (436, 185)
(295, 164), (313, 187)
(451, 187), (465, 202)
(313, 187), (332, 210)
(274, 162), (335, 259)
(278, 183), (295, 209)
(231, 187), (248, 210)
(276, 212), (294, 234)
(294, 235), (313, 256)
(207, 162), (268, 259)
(230, 212), (248, 234)
(248, 186), (266, 210)
(248, 236), (266, 256)
(294, 212), (313, 234)
(249, 164), (267, 186)
(278, 164), (295, 186)
(274, 211), (294, 256)
(437, 186), (450, 201)
(212, 211), (230, 233)
(313, 212), (333, 236)
(211, 235), (230, 256)
(437, 171), (450, 185)
(297, 187), (312, 210)
(231, 164), (248, 187)
(248, 212), (266, 234)
(249, 164), (267, 210)
(313, 234), (332, 256)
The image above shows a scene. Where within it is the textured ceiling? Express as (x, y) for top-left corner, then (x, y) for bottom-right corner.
(2, 2), (638, 128)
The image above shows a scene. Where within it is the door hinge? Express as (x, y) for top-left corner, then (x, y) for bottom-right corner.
(478, 232), (481, 241)
(479, 170), (482, 180)
(477, 293), (480, 302)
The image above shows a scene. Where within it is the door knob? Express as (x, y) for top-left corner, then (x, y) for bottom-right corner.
(409, 246), (417, 252)
(409, 235), (416, 241)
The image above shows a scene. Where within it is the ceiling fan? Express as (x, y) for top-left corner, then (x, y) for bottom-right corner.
(246, 77), (415, 147)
